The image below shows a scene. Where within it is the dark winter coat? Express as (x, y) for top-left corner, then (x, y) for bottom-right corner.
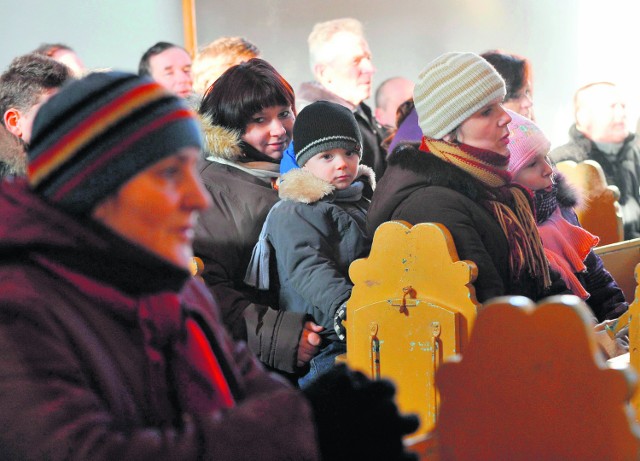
(546, 175), (628, 321)
(0, 178), (318, 461)
(193, 121), (308, 374)
(297, 81), (387, 180)
(549, 125), (640, 239)
(367, 144), (564, 303)
(249, 167), (373, 339)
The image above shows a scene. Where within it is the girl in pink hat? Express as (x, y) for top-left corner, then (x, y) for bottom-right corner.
(507, 109), (628, 323)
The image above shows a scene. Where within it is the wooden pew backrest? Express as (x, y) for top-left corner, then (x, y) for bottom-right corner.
(421, 295), (640, 461)
(556, 159), (624, 245)
(345, 221), (480, 436)
(594, 238), (640, 303)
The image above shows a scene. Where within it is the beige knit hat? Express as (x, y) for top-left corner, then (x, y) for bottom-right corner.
(414, 52), (506, 139)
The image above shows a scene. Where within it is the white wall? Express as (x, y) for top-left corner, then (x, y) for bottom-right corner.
(2, 1), (638, 147)
(194, 0), (640, 147)
(0, 0), (184, 74)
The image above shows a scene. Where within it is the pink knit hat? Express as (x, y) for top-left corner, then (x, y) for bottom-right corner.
(506, 110), (551, 176)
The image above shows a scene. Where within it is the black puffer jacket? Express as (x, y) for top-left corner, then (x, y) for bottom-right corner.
(368, 144), (567, 302)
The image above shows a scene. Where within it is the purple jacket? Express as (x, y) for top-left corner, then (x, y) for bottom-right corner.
(0, 178), (319, 461)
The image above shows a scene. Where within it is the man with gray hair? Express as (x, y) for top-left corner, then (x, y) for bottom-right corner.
(549, 82), (640, 239)
(297, 18), (386, 179)
(0, 53), (72, 178)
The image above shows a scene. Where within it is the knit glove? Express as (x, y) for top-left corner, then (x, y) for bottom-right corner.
(302, 364), (420, 461)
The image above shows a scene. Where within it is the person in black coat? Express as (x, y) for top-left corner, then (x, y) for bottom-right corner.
(368, 52), (566, 303)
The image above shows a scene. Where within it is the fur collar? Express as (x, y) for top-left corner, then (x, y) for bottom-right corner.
(199, 114), (244, 161)
(387, 143), (495, 202)
(554, 172), (580, 209)
(279, 164), (375, 204)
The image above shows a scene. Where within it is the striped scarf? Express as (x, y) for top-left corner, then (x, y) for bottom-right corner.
(420, 137), (552, 291)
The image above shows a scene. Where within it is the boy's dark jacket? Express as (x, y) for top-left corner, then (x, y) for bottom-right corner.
(254, 166), (374, 339)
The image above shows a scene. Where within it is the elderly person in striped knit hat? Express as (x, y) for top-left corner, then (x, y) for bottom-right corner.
(368, 52), (568, 302)
(0, 70), (319, 460)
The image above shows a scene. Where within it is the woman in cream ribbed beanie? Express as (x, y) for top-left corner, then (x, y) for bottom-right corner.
(414, 51), (507, 140)
(367, 51), (566, 303)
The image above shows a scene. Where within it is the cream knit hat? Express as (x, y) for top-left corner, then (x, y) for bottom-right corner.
(414, 52), (506, 139)
(506, 109), (551, 176)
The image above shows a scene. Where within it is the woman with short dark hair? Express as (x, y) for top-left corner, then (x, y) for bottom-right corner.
(194, 58), (324, 376)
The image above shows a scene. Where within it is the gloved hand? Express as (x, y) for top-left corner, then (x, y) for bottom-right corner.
(302, 364), (420, 461)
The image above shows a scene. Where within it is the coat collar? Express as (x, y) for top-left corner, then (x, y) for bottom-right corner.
(199, 114), (244, 162)
(279, 164), (375, 204)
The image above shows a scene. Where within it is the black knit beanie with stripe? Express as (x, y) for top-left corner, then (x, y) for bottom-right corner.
(294, 100), (362, 167)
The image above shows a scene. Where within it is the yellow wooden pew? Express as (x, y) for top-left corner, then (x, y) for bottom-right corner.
(343, 220), (480, 436)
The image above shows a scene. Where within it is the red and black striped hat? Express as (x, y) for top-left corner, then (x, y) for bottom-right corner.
(27, 71), (201, 214)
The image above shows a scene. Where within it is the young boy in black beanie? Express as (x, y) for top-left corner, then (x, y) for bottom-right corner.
(245, 100), (375, 388)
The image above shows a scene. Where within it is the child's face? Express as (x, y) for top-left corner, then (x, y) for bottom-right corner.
(303, 147), (360, 190)
(512, 151), (554, 192)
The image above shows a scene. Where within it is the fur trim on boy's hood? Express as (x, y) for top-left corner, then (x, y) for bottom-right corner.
(199, 113), (244, 161)
(279, 164), (375, 204)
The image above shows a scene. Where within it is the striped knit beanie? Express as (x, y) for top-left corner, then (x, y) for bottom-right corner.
(414, 52), (506, 139)
(506, 109), (551, 176)
(27, 71), (202, 214)
(294, 100), (362, 167)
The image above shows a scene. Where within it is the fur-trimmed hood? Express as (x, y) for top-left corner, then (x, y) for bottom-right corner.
(554, 172), (580, 209)
(199, 114), (244, 161)
(279, 164), (375, 204)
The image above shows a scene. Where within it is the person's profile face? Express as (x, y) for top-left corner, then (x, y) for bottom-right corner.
(449, 100), (512, 156)
(512, 151), (554, 192)
(577, 84), (628, 143)
(91, 147), (211, 270)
